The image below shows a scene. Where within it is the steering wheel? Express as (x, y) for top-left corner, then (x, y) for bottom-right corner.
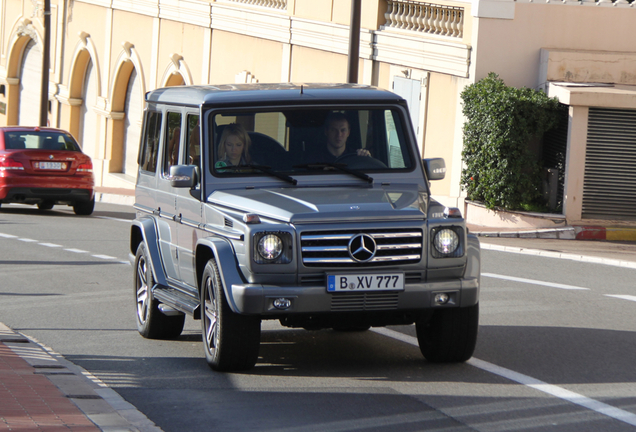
(334, 153), (388, 169)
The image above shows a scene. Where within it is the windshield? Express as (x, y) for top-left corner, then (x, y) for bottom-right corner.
(210, 108), (413, 177)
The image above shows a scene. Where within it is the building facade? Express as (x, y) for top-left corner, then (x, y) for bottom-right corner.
(1, 0), (635, 222)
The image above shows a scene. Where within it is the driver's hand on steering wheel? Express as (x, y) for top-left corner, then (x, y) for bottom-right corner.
(356, 149), (371, 157)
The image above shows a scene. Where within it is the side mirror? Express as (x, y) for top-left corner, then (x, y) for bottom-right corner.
(169, 164), (197, 188)
(423, 158), (446, 181)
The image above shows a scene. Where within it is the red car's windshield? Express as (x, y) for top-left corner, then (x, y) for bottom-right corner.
(4, 131), (81, 152)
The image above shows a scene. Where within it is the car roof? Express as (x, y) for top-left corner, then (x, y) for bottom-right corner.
(0, 126), (72, 134)
(145, 83), (406, 108)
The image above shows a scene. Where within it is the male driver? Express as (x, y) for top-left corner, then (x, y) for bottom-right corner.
(312, 112), (370, 163)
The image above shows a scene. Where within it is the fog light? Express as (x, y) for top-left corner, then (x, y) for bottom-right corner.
(434, 293), (450, 305)
(273, 298), (292, 310)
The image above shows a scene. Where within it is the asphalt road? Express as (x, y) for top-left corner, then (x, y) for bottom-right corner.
(0, 202), (635, 432)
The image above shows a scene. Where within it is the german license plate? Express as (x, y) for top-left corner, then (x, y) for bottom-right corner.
(327, 273), (404, 292)
(35, 162), (65, 170)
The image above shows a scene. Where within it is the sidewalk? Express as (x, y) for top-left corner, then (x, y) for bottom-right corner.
(0, 323), (161, 432)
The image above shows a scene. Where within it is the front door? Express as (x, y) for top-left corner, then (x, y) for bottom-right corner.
(176, 113), (202, 289)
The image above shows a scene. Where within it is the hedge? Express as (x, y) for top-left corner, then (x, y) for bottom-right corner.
(460, 73), (562, 210)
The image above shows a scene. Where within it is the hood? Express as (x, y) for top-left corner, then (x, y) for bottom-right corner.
(207, 185), (428, 223)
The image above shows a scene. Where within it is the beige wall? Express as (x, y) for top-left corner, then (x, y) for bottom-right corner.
(473, 4), (636, 89)
(110, 9), (154, 88)
(210, 31), (283, 84)
(2, 0), (635, 210)
(294, 0), (334, 22)
(290, 45), (348, 83)
(423, 72), (459, 198)
(293, 0), (385, 29)
(158, 20), (209, 85)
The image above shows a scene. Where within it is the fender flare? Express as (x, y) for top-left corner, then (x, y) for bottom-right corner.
(196, 237), (246, 314)
(461, 233), (481, 307)
(130, 217), (168, 287)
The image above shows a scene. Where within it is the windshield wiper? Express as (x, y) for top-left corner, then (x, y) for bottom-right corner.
(293, 163), (373, 184)
(219, 164), (298, 185)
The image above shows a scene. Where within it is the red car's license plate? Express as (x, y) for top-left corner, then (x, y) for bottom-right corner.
(35, 162), (66, 170)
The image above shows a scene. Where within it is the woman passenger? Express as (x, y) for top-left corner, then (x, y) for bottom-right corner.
(216, 123), (252, 168)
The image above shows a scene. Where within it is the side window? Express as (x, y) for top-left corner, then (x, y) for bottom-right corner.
(163, 112), (182, 175)
(186, 114), (200, 166)
(139, 111), (162, 173)
(385, 110), (407, 169)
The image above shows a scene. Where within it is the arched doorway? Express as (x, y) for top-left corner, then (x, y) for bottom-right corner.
(122, 68), (142, 177)
(78, 59), (98, 158)
(18, 39), (42, 126)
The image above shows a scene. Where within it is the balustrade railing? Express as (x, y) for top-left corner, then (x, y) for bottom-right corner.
(384, 0), (464, 38)
(223, 0), (287, 10)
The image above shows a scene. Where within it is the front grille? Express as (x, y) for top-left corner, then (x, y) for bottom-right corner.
(300, 228), (423, 268)
(331, 292), (399, 311)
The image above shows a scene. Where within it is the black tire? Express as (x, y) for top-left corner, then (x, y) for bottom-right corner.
(37, 201), (54, 210)
(201, 259), (261, 371)
(134, 243), (185, 339)
(73, 198), (94, 215)
(416, 303), (479, 363)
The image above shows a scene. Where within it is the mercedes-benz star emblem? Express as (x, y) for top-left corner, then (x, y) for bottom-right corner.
(348, 233), (377, 262)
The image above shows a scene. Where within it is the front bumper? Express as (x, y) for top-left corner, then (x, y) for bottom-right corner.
(228, 277), (479, 315)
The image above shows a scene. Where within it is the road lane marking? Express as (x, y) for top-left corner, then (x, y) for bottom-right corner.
(373, 327), (636, 427)
(95, 216), (132, 223)
(481, 243), (636, 270)
(605, 295), (636, 302)
(0, 232), (129, 264)
(482, 273), (589, 290)
(92, 254), (116, 260)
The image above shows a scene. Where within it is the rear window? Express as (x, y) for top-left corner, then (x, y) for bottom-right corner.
(3, 131), (81, 152)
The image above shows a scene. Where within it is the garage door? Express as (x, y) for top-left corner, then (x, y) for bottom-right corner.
(18, 40), (42, 126)
(582, 107), (636, 220)
(122, 69), (142, 177)
(78, 60), (97, 158)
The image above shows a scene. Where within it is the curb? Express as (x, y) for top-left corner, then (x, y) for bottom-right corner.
(470, 227), (576, 240)
(471, 226), (636, 241)
(0, 323), (163, 432)
(574, 226), (636, 241)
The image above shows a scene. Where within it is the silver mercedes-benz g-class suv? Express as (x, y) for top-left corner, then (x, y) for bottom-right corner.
(130, 83), (480, 371)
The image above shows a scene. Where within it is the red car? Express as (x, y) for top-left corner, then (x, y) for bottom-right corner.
(0, 127), (95, 215)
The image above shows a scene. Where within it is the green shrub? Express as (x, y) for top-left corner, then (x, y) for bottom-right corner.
(460, 73), (562, 210)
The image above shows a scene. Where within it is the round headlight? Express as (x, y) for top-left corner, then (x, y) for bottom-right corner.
(434, 229), (459, 255)
(258, 234), (283, 260)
